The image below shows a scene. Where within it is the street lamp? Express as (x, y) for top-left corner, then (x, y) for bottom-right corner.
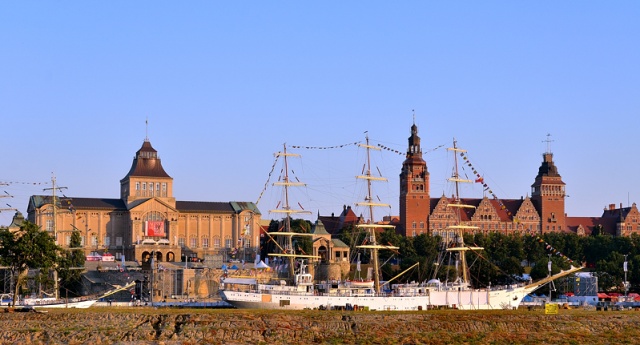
(624, 254), (629, 298)
(548, 254), (552, 303)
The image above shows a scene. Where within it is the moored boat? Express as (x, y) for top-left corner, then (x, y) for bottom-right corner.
(219, 135), (583, 310)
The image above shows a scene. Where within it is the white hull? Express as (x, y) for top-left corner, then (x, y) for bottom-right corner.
(221, 286), (530, 311)
(220, 265), (583, 311)
(22, 298), (97, 309)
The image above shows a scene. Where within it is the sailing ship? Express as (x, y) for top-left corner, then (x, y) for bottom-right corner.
(15, 281), (136, 309)
(219, 137), (583, 310)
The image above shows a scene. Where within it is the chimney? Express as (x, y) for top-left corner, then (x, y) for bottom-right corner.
(609, 204), (615, 210)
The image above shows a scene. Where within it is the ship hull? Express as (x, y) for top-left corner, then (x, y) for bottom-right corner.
(220, 285), (530, 311)
(22, 298), (97, 309)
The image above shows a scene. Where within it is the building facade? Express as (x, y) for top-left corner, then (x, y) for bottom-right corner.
(398, 122), (639, 238)
(27, 139), (262, 264)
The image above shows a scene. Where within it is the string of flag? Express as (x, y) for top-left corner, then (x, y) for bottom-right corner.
(377, 144), (404, 156)
(256, 154), (280, 205)
(291, 141), (361, 150)
(458, 151), (519, 223)
(535, 235), (574, 264)
(0, 181), (49, 185)
(378, 143), (446, 156)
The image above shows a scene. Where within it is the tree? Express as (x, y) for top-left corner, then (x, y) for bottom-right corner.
(58, 230), (86, 296)
(0, 221), (62, 307)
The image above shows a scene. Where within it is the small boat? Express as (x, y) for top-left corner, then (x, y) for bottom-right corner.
(21, 296), (98, 309)
(14, 281), (135, 309)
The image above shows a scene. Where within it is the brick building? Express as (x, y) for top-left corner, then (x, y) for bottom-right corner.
(398, 122), (639, 238)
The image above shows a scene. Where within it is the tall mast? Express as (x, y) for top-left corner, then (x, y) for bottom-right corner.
(270, 144), (311, 278)
(355, 133), (397, 294)
(446, 139), (480, 286)
(43, 174), (67, 246)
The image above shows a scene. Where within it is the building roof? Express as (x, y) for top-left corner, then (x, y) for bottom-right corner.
(121, 140), (171, 180)
(317, 205), (362, 235)
(230, 201), (262, 215)
(29, 195), (127, 212)
(312, 219), (330, 235)
(331, 238), (349, 248)
(29, 195), (259, 215)
(176, 201), (237, 213)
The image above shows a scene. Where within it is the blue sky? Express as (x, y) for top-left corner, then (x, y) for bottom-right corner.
(1, 2), (639, 226)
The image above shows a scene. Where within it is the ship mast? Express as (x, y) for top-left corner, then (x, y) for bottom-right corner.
(269, 144), (312, 278)
(355, 133), (397, 294)
(42, 174), (67, 246)
(446, 139), (481, 286)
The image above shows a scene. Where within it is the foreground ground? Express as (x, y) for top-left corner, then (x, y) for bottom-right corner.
(1, 307), (639, 345)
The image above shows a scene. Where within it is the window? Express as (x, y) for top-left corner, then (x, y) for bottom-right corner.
(46, 220), (53, 232)
(225, 237), (232, 248)
(190, 237), (197, 248)
(156, 183), (160, 191)
(104, 236), (110, 247)
(244, 239), (251, 248)
(214, 237), (221, 248)
(135, 182), (140, 190)
(91, 235), (98, 247)
(116, 237), (123, 246)
(203, 237), (209, 248)
(412, 221), (417, 229)
(142, 183), (146, 190)
(162, 183), (167, 197)
(178, 237), (185, 247)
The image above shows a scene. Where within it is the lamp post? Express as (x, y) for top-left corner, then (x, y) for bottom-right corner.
(624, 254), (629, 298)
(548, 254), (552, 303)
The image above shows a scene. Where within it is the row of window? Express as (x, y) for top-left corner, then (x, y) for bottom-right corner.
(59, 234), (253, 249)
(135, 182), (168, 197)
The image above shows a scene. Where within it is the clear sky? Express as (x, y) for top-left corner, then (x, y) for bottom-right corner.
(1, 2), (639, 226)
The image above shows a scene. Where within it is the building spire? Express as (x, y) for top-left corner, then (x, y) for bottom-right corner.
(543, 133), (554, 154)
(145, 117), (149, 142)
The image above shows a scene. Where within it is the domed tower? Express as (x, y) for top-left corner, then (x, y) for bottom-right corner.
(120, 139), (175, 207)
(531, 136), (566, 233)
(399, 120), (430, 236)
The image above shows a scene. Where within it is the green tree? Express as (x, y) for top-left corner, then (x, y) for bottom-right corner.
(0, 221), (62, 307)
(58, 230), (85, 296)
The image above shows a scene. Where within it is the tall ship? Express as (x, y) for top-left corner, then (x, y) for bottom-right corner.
(219, 136), (583, 310)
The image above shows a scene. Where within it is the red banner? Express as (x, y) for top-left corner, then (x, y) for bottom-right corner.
(145, 220), (166, 237)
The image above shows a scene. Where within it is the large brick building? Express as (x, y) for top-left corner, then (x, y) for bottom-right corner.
(398, 122), (640, 238)
(27, 139), (262, 265)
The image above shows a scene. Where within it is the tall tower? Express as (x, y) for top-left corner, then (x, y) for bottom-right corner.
(120, 139), (175, 207)
(531, 136), (566, 233)
(399, 121), (430, 236)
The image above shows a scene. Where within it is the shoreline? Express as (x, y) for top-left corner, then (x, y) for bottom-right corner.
(0, 307), (638, 344)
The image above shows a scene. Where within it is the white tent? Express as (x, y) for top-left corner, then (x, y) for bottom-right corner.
(255, 260), (269, 269)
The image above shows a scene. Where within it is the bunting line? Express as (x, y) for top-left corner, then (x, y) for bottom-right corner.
(291, 142), (361, 150)
(534, 235), (575, 264)
(458, 151), (519, 222)
(0, 181), (50, 185)
(255, 154), (280, 205)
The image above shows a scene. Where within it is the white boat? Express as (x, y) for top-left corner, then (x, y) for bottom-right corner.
(16, 281), (135, 309)
(21, 296), (98, 309)
(220, 136), (583, 310)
